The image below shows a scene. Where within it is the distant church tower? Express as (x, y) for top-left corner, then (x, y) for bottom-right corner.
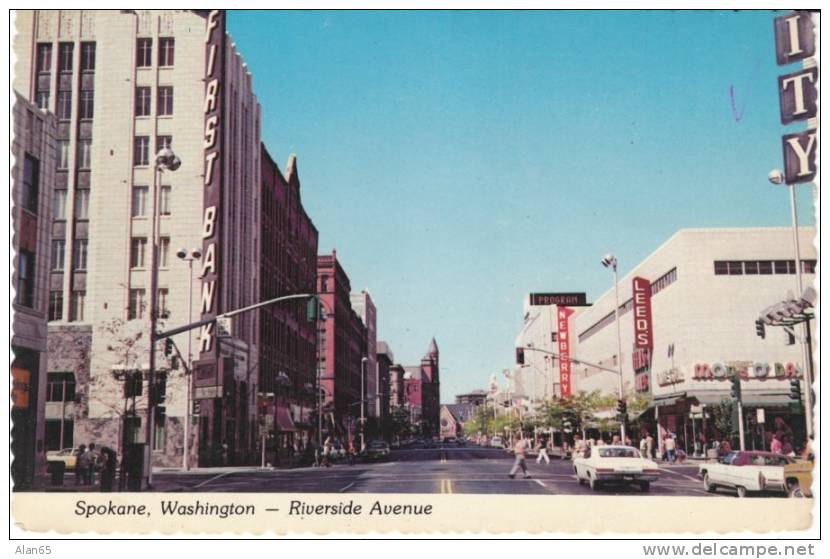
(420, 338), (440, 437)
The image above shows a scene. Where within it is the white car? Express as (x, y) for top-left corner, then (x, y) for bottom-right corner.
(699, 451), (794, 498)
(573, 445), (660, 492)
(490, 436), (504, 449)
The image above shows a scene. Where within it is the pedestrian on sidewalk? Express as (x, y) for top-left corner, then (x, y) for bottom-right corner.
(646, 434), (655, 460)
(347, 440), (356, 466)
(536, 440), (550, 465)
(639, 437), (648, 459)
(99, 447), (117, 492)
(322, 437), (333, 467)
(770, 433), (783, 455)
(508, 437), (530, 479)
(664, 435), (677, 463)
(75, 445), (88, 486)
(85, 444), (99, 485)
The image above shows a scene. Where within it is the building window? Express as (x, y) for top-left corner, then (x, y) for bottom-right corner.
(713, 261), (728, 275)
(156, 135), (172, 152)
(51, 239), (65, 271)
(36, 43), (52, 73)
(16, 251), (35, 307)
(70, 290), (85, 322)
(136, 38), (152, 67)
(727, 261), (743, 275)
(131, 186), (148, 217)
(157, 87), (173, 116)
(158, 38), (174, 67)
(135, 87), (151, 117)
(80, 42), (95, 72)
(45, 419), (74, 451)
(801, 260), (816, 274)
(48, 291), (63, 321)
(53, 190), (67, 220)
(158, 288), (169, 318)
(22, 154), (40, 213)
(774, 260), (795, 274)
(36, 91), (50, 110)
(74, 189), (89, 220)
(134, 136), (150, 166)
(159, 185), (171, 216)
(744, 261), (759, 275)
(73, 239), (88, 270)
(129, 289), (147, 320)
(79, 90), (94, 119)
(57, 140), (70, 170)
(159, 237), (170, 268)
(56, 91), (72, 120)
(46, 372), (76, 402)
(77, 139), (92, 169)
(130, 237), (147, 268)
(58, 43), (74, 72)
(758, 260), (773, 275)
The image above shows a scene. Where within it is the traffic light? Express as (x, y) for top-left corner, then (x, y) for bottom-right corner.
(755, 319), (766, 339)
(515, 347), (525, 365)
(616, 399), (627, 416)
(164, 338), (175, 357)
(729, 374), (742, 402)
(306, 296), (318, 322)
(789, 379), (802, 401)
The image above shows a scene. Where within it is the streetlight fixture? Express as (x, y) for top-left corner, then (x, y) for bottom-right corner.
(601, 253), (626, 442)
(145, 147), (180, 488)
(176, 247), (201, 471)
(768, 169), (814, 440)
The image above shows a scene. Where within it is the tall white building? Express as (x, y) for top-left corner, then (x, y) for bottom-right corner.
(571, 227), (816, 451)
(13, 10), (262, 467)
(350, 290), (378, 418)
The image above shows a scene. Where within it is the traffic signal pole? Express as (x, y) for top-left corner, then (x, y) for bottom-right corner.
(737, 401), (745, 451)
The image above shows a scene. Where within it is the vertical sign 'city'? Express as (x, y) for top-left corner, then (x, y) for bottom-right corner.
(198, 10), (225, 388)
(557, 307), (574, 397)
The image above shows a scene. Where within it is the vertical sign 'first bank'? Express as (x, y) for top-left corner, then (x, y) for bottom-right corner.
(198, 10), (225, 382)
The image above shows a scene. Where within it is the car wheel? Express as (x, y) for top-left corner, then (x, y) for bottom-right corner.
(589, 475), (600, 491)
(788, 483), (805, 498)
(639, 481), (651, 492)
(703, 474), (716, 493)
(736, 485), (748, 498)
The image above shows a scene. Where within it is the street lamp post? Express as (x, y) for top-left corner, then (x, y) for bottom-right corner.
(145, 147), (181, 488)
(601, 254), (626, 443)
(360, 357), (368, 451)
(767, 169), (814, 440)
(176, 247), (202, 471)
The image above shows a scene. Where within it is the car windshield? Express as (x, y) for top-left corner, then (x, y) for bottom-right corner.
(597, 448), (639, 458)
(748, 454), (792, 466)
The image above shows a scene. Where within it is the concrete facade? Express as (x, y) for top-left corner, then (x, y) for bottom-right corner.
(11, 91), (57, 488)
(13, 9), (262, 468)
(350, 291), (378, 418)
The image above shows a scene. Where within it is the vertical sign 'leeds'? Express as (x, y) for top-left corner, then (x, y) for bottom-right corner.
(774, 11), (817, 185)
(632, 277), (653, 350)
(557, 307), (575, 398)
(196, 10), (225, 388)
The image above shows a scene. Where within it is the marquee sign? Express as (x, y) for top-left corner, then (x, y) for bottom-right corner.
(195, 10), (226, 389)
(529, 292), (589, 307)
(692, 361), (802, 381)
(556, 307), (575, 397)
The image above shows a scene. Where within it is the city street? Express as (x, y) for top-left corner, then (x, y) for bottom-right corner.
(149, 445), (713, 496)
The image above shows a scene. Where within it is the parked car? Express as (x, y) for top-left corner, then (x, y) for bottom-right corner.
(573, 445), (660, 492)
(699, 451), (794, 497)
(365, 440), (391, 461)
(46, 448), (78, 471)
(489, 436), (504, 449)
(783, 460), (813, 498)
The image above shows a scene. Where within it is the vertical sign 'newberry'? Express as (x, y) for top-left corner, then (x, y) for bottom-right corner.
(557, 307), (574, 397)
(632, 277), (653, 350)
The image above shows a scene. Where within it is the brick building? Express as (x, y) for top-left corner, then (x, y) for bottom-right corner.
(259, 148), (319, 452)
(402, 339), (441, 438)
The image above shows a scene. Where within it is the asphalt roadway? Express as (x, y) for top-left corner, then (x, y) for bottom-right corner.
(150, 445), (716, 496)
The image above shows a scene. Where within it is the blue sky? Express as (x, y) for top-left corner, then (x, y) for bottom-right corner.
(227, 10), (816, 402)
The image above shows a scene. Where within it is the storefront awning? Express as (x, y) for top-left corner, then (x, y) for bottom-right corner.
(276, 407), (296, 432)
(651, 391), (793, 409)
(740, 392), (792, 407)
(651, 392), (687, 407)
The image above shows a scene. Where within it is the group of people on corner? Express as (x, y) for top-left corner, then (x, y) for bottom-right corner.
(73, 443), (117, 492)
(311, 437), (359, 468)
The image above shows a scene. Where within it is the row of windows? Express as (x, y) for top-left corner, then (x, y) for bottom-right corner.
(52, 189), (89, 221)
(134, 135), (172, 166)
(135, 86), (174, 117)
(37, 42), (96, 74)
(136, 37), (175, 68)
(713, 259), (816, 276)
(131, 185), (172, 217)
(48, 290), (85, 322)
(46, 372), (76, 402)
(56, 139), (92, 170)
(56, 90), (94, 121)
(50, 239), (87, 271)
(127, 288), (169, 320)
(129, 237), (172, 269)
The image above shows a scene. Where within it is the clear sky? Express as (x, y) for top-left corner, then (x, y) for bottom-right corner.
(227, 10), (816, 403)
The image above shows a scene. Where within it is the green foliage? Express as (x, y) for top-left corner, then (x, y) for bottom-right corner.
(388, 406), (415, 440)
(711, 399), (735, 438)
